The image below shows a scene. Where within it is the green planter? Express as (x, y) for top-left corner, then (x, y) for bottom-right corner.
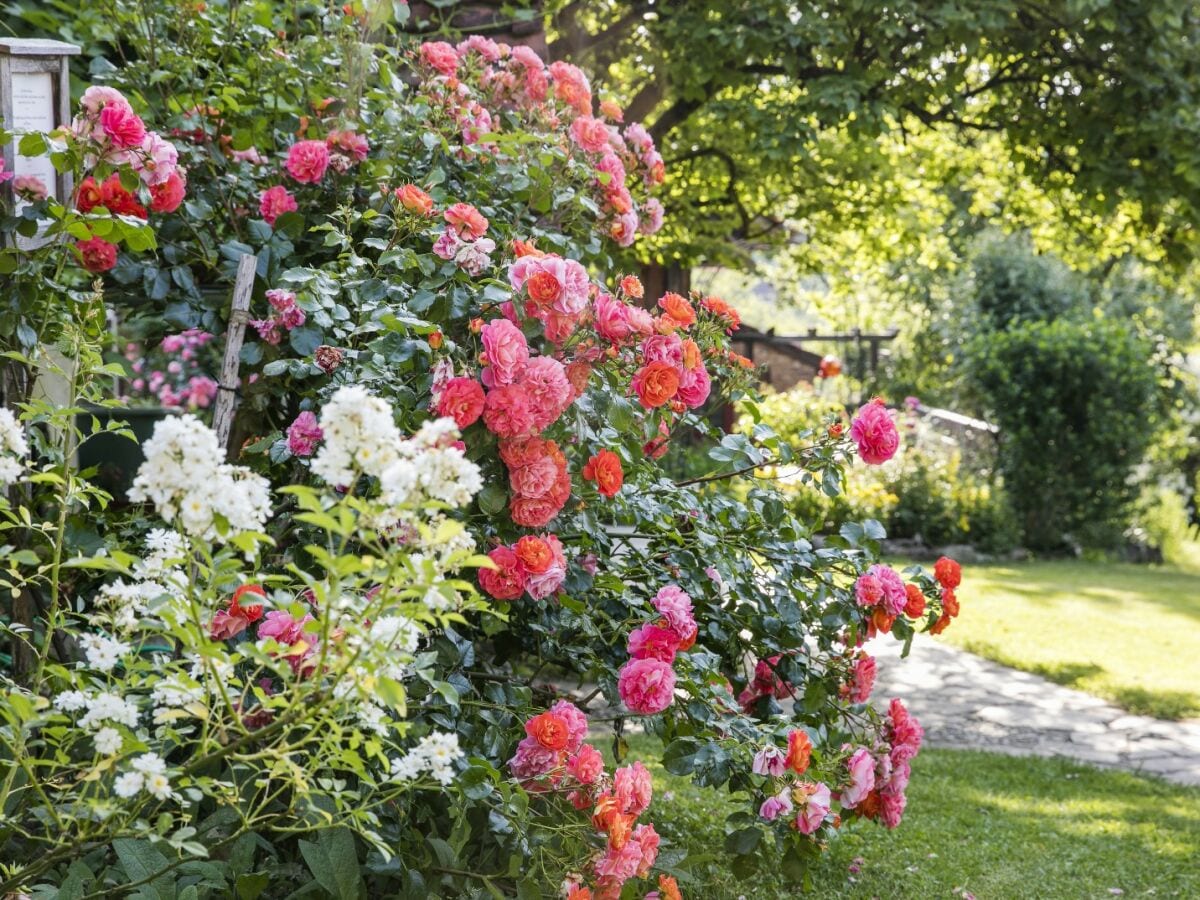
(76, 406), (177, 502)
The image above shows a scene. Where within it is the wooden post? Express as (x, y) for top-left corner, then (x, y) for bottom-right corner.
(212, 254), (256, 456)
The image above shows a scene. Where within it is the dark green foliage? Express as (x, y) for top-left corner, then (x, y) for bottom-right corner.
(967, 318), (1159, 550)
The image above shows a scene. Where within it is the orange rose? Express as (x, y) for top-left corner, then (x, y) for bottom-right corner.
(567, 888), (593, 900)
(607, 811), (635, 850)
(633, 362), (680, 409)
(941, 587), (959, 618)
(394, 183), (434, 216)
(526, 711), (570, 751)
(658, 292), (696, 327)
(903, 583), (926, 618)
(934, 556), (962, 589)
(526, 269), (562, 308)
(514, 535), (552, 574)
(428, 330), (443, 349)
(511, 238), (544, 258)
(871, 607), (896, 634)
(681, 339), (701, 371)
(657, 875), (683, 900)
(620, 274), (643, 299)
(785, 729), (812, 774)
(592, 791), (619, 831)
(929, 611), (951, 635)
(582, 449), (623, 498)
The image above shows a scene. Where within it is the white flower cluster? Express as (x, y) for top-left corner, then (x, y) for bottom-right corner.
(54, 690), (139, 732)
(128, 415), (271, 541)
(78, 633), (132, 672)
(0, 407), (28, 488)
(310, 386), (482, 510)
(113, 752), (174, 801)
(389, 731), (464, 785)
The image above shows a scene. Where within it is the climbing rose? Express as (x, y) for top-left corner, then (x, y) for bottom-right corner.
(149, 170), (186, 213)
(259, 185), (298, 224)
(752, 745), (788, 777)
(443, 202), (488, 239)
(478, 547), (525, 600)
(934, 556), (962, 589)
(286, 411), (323, 457)
(569, 115), (610, 153)
(785, 729), (812, 774)
(582, 449), (623, 497)
(841, 747), (876, 808)
(652, 586), (695, 640)
(631, 361), (680, 408)
(420, 40), (459, 75)
(76, 237), (117, 273)
(903, 583), (926, 618)
(854, 573), (883, 608)
(285, 140), (330, 184)
(626, 623), (680, 663)
(524, 534), (567, 600)
(566, 744), (604, 784)
(480, 319), (529, 387)
(850, 398), (899, 465)
(99, 103), (145, 148)
(760, 791), (793, 822)
(658, 292), (696, 327)
(520, 356), (573, 430)
(395, 183), (434, 215)
(867, 564), (907, 616)
(613, 761), (653, 815)
(617, 657), (676, 714)
(525, 711), (571, 752)
(436, 377), (486, 429)
(793, 782), (832, 835)
(676, 362), (711, 408)
(845, 655), (877, 703)
(482, 384), (535, 438)
(514, 535), (552, 574)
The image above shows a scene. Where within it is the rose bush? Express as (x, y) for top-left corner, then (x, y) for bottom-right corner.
(2, 6), (966, 896)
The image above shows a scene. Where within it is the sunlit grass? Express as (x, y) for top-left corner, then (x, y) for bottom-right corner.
(620, 734), (1200, 898)
(929, 559), (1200, 719)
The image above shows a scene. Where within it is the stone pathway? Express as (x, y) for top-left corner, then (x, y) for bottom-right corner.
(870, 636), (1200, 786)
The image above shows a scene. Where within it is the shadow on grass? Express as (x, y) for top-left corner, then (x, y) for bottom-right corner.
(961, 639), (1200, 720)
(633, 737), (1200, 900)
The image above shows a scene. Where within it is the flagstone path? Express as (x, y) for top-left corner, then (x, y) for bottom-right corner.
(870, 636), (1200, 786)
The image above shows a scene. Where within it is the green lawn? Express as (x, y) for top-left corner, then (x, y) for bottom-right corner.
(930, 559), (1200, 719)
(624, 734), (1200, 898)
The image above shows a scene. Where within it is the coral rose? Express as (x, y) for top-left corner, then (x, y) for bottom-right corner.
(903, 583), (926, 618)
(480, 319), (529, 387)
(483, 384), (535, 438)
(478, 547), (526, 600)
(569, 114), (611, 154)
(76, 237), (118, 273)
(626, 623), (680, 663)
(285, 140), (330, 184)
(419, 40), (459, 76)
(582, 449), (623, 498)
(395, 183), (434, 215)
(632, 361), (680, 408)
(934, 556), (962, 589)
(567, 743), (604, 785)
(259, 185), (298, 224)
(658, 292), (696, 327)
(437, 377), (486, 429)
(525, 711), (570, 752)
(514, 535), (552, 574)
(149, 170), (186, 214)
(444, 202), (488, 239)
(617, 657), (676, 714)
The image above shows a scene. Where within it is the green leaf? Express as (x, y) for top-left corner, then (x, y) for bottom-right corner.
(298, 828), (361, 900)
(661, 737), (702, 775)
(112, 838), (175, 900)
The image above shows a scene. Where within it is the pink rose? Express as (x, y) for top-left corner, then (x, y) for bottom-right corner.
(508, 734), (559, 780)
(260, 185), (298, 225)
(617, 657), (676, 714)
(867, 564), (907, 616)
(613, 761), (653, 815)
(640, 197), (665, 234)
(99, 103), (145, 148)
(478, 546), (526, 600)
(569, 114), (611, 154)
(482, 383), (535, 438)
(508, 255), (590, 317)
(841, 747), (876, 809)
(286, 410), (323, 457)
(846, 654), (876, 704)
(594, 292), (634, 343)
(285, 140), (330, 184)
(630, 823), (659, 877)
(566, 743), (604, 784)
(626, 623), (681, 663)
(257, 610), (312, 645)
(850, 398), (899, 465)
(795, 781), (831, 834)
(752, 745), (788, 777)
(652, 586), (694, 639)
(524, 534), (567, 600)
(879, 789), (907, 829)
(420, 41), (459, 76)
(509, 454), (559, 498)
(676, 362), (711, 408)
(437, 377), (486, 429)
(133, 132), (178, 186)
(854, 573), (883, 608)
(759, 791), (793, 821)
(519, 356), (573, 430)
(480, 319), (529, 387)
(641, 333), (684, 370)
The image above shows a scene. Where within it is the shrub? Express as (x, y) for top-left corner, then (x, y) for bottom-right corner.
(966, 317), (1158, 551)
(1, 9), (965, 897)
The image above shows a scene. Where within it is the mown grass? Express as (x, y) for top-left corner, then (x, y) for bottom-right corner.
(621, 734), (1200, 898)
(924, 559), (1200, 719)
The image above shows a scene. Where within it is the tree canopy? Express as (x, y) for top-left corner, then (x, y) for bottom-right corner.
(549, 1), (1200, 267)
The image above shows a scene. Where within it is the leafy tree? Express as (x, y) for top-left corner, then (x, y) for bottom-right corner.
(550, 1), (1200, 267)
